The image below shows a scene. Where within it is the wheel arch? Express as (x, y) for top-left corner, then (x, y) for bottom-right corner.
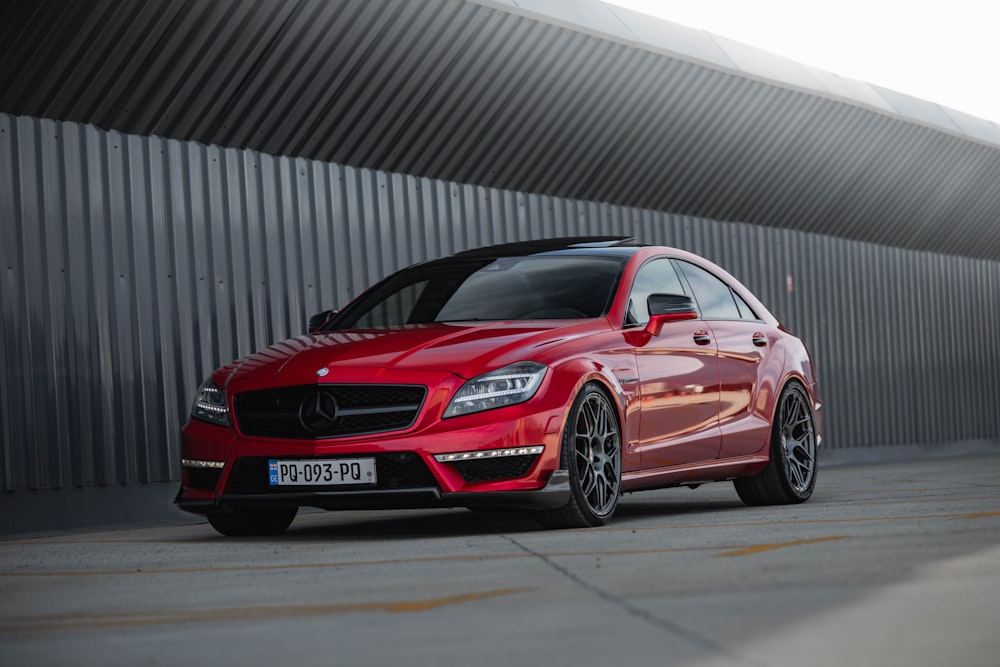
(772, 331), (823, 447)
(772, 372), (822, 450)
(534, 370), (624, 528)
(549, 359), (628, 449)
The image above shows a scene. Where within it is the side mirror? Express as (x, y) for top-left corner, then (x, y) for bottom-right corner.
(645, 294), (698, 336)
(308, 309), (338, 333)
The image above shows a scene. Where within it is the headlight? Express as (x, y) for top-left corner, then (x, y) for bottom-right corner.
(443, 362), (547, 418)
(191, 378), (230, 426)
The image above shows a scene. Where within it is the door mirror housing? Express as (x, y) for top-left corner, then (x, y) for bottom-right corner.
(308, 309), (338, 333)
(645, 294), (698, 336)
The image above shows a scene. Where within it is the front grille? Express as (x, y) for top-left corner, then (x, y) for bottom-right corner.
(225, 453), (437, 494)
(233, 384), (426, 439)
(452, 454), (538, 483)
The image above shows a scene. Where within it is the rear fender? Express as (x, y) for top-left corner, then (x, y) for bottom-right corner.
(777, 340), (824, 446)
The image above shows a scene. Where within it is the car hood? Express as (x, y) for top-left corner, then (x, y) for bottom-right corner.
(218, 320), (606, 388)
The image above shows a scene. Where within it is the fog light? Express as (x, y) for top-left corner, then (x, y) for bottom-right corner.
(434, 445), (544, 463)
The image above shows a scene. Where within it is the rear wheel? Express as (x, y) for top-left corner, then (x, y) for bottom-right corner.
(207, 506), (298, 536)
(535, 385), (622, 529)
(734, 381), (817, 505)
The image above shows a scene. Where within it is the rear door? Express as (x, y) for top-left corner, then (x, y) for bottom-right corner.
(674, 260), (772, 458)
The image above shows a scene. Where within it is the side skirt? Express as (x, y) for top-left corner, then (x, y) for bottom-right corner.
(621, 454), (769, 493)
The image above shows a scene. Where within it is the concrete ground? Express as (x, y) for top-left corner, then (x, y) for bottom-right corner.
(2, 452), (999, 667)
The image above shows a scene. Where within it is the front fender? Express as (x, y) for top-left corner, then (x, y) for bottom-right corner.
(548, 355), (641, 471)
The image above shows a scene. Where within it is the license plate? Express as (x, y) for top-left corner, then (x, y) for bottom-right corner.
(267, 458), (377, 486)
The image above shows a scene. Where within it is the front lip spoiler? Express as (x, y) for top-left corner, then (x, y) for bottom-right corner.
(175, 470), (570, 514)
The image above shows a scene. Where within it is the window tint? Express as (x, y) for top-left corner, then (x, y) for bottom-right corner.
(675, 260), (740, 320)
(355, 281), (429, 328)
(626, 258), (686, 327)
(433, 257), (622, 321)
(331, 256), (625, 329)
(730, 288), (760, 321)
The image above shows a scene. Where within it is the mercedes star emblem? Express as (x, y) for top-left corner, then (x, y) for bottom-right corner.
(299, 391), (339, 433)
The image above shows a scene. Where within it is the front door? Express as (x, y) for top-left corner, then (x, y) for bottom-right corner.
(624, 258), (721, 469)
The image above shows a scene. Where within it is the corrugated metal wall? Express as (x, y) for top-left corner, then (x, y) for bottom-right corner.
(3, 0), (1000, 262)
(2, 112), (999, 491)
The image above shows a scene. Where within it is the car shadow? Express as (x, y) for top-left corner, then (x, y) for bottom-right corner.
(263, 492), (750, 541)
(279, 507), (543, 541)
(614, 496), (746, 520)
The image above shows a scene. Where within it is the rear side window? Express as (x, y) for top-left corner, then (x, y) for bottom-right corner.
(675, 260), (741, 320)
(730, 289), (760, 321)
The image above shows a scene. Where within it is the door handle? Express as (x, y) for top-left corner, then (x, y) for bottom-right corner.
(752, 333), (768, 347)
(693, 331), (711, 345)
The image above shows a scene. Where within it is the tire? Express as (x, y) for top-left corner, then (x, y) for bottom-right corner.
(535, 384), (622, 529)
(207, 506), (298, 536)
(734, 381), (817, 506)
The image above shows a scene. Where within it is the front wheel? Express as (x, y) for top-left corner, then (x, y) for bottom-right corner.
(535, 385), (622, 529)
(734, 381), (817, 505)
(207, 506), (298, 536)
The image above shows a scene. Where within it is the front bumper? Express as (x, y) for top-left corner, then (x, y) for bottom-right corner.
(175, 469), (570, 514)
(175, 392), (573, 514)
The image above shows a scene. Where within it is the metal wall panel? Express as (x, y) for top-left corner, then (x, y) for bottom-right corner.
(2, 113), (999, 491)
(2, 0), (1000, 262)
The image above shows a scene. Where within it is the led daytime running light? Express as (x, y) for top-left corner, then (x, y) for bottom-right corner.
(449, 373), (538, 403)
(191, 379), (230, 426)
(181, 459), (226, 469)
(434, 445), (543, 463)
(443, 361), (547, 418)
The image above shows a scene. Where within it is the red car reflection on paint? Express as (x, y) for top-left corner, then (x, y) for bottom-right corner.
(176, 238), (822, 535)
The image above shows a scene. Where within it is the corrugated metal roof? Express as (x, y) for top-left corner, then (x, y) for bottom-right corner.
(1, 0), (998, 260)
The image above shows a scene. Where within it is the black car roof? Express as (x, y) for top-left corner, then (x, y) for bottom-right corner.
(452, 236), (643, 259)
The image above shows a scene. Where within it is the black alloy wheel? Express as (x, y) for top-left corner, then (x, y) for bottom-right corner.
(734, 381), (817, 505)
(536, 384), (622, 528)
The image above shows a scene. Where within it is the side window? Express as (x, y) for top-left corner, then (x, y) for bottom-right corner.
(730, 288), (760, 321)
(675, 261), (740, 320)
(626, 258), (686, 327)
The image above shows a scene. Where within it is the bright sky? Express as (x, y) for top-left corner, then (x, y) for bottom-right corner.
(604, 0), (1000, 124)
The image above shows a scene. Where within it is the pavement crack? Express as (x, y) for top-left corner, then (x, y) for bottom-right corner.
(503, 535), (763, 667)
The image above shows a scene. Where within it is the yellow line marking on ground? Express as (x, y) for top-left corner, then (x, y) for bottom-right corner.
(958, 510), (1000, 519)
(715, 535), (849, 557)
(5, 498), (998, 547)
(817, 487), (972, 495)
(598, 509), (1000, 533)
(1, 538), (210, 545)
(0, 587), (535, 633)
(0, 545), (749, 577)
(831, 495), (1000, 508)
(3, 507), (997, 576)
(0, 553), (528, 577)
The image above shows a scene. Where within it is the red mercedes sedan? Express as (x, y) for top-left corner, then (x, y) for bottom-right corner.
(176, 237), (822, 535)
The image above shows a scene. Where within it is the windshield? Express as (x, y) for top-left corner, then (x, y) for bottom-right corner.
(327, 255), (625, 330)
